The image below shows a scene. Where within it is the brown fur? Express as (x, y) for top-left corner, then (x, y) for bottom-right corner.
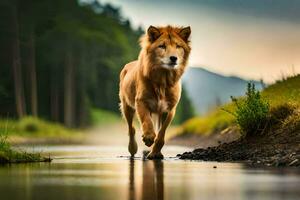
(119, 25), (191, 159)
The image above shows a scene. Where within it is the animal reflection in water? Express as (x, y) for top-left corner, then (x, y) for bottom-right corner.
(128, 158), (164, 200)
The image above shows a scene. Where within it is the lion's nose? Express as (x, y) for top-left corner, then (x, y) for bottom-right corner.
(170, 56), (177, 63)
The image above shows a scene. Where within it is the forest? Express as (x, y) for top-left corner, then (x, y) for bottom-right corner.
(0, 0), (193, 128)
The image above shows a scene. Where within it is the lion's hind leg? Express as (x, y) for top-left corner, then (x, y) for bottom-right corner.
(121, 102), (138, 157)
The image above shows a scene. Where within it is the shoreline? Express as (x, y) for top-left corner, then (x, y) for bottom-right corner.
(173, 126), (299, 167)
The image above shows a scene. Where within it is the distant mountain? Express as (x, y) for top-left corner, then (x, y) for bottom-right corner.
(182, 67), (263, 114)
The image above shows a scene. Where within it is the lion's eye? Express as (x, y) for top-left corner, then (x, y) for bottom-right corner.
(176, 44), (182, 49)
(158, 44), (166, 49)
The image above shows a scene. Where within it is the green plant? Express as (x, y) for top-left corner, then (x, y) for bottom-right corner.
(0, 119), (51, 163)
(227, 83), (270, 136)
(0, 120), (10, 152)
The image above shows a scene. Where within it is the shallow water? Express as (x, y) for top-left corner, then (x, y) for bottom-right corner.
(0, 145), (299, 200)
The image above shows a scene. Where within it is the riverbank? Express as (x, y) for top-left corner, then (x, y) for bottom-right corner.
(174, 106), (300, 167)
(173, 75), (300, 167)
(176, 118), (299, 167)
(0, 136), (51, 164)
(0, 116), (80, 163)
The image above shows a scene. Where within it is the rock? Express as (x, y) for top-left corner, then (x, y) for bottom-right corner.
(289, 159), (299, 166)
(273, 159), (286, 167)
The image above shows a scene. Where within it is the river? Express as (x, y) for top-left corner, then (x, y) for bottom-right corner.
(0, 144), (299, 200)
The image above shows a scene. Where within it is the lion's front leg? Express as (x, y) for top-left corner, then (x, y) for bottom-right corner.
(136, 99), (156, 147)
(147, 109), (176, 159)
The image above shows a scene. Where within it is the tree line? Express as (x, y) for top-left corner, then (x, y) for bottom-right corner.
(0, 0), (194, 127)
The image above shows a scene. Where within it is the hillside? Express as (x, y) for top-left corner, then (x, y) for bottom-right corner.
(175, 75), (300, 167)
(182, 67), (263, 114)
(178, 74), (300, 136)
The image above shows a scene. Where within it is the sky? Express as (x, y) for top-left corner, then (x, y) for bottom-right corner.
(99, 0), (300, 83)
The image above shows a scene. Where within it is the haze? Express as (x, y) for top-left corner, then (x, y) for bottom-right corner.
(100, 0), (300, 83)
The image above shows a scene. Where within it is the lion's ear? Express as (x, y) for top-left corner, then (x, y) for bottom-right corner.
(179, 26), (191, 42)
(147, 26), (161, 42)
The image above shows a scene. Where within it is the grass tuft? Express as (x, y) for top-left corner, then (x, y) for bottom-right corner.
(0, 119), (51, 164)
(268, 103), (296, 125)
(226, 83), (269, 136)
(280, 107), (300, 133)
